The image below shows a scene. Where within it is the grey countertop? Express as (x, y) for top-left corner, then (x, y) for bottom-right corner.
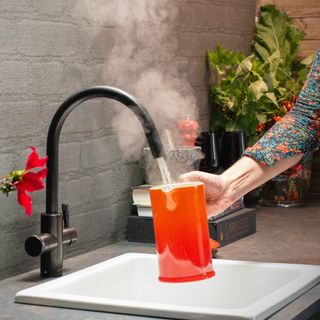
(1, 202), (320, 320)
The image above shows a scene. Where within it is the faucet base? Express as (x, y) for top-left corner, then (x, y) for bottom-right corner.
(40, 213), (63, 278)
(41, 266), (63, 278)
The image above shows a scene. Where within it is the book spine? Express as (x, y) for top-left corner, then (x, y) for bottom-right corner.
(209, 197), (244, 221)
(209, 210), (256, 246)
(127, 216), (155, 243)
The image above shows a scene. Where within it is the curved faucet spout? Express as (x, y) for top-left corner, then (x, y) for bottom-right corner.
(46, 85), (164, 214)
(25, 85), (164, 277)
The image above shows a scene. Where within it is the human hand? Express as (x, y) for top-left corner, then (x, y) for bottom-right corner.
(179, 171), (236, 218)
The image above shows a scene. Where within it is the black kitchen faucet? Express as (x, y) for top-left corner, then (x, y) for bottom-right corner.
(25, 86), (163, 277)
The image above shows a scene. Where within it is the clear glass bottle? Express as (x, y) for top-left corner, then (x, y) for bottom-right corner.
(259, 157), (312, 207)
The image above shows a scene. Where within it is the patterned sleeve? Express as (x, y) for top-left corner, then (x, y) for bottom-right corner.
(243, 48), (320, 166)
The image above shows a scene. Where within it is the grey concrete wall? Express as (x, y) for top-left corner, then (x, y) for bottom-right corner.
(0, 0), (256, 279)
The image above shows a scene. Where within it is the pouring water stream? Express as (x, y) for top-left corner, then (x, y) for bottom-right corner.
(156, 157), (173, 185)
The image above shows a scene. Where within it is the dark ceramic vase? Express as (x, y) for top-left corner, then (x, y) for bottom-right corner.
(196, 132), (220, 173)
(220, 131), (246, 171)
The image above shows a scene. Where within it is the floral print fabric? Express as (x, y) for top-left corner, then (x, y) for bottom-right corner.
(244, 48), (320, 166)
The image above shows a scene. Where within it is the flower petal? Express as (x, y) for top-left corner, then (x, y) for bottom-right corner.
(17, 186), (32, 216)
(20, 172), (45, 192)
(25, 146), (48, 171)
(36, 167), (48, 179)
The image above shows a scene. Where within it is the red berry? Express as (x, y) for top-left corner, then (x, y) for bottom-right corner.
(256, 122), (264, 132)
(273, 116), (281, 122)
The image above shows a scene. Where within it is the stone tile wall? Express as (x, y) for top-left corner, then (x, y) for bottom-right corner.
(0, 0), (256, 279)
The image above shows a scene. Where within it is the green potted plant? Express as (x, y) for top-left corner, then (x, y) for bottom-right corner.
(207, 4), (315, 206)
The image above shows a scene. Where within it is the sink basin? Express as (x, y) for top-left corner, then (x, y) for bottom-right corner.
(15, 253), (320, 320)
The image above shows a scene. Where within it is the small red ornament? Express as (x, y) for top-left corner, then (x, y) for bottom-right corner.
(177, 116), (199, 146)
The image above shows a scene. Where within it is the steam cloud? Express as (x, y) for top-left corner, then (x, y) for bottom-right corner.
(74, 0), (200, 176)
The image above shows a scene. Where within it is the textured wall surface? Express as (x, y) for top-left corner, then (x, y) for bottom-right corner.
(0, 0), (256, 279)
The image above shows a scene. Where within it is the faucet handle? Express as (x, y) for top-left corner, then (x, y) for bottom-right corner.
(61, 203), (78, 246)
(61, 203), (69, 228)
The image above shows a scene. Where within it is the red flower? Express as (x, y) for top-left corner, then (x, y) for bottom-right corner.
(25, 146), (47, 171)
(15, 147), (48, 216)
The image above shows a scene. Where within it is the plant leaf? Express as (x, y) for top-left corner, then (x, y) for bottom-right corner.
(225, 122), (238, 132)
(300, 52), (317, 66)
(235, 55), (254, 76)
(254, 4), (304, 68)
(254, 43), (270, 62)
(248, 80), (268, 99)
(256, 113), (267, 123)
(266, 50), (281, 73)
(265, 92), (278, 106)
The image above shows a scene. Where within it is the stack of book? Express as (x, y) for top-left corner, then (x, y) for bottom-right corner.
(131, 185), (152, 217)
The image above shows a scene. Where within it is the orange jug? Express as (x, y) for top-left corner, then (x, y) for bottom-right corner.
(150, 182), (215, 282)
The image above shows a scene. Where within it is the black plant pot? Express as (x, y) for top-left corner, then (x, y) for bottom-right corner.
(220, 131), (247, 171)
(195, 132), (220, 173)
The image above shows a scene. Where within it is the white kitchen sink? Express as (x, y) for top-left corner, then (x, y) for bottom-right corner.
(15, 253), (320, 320)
